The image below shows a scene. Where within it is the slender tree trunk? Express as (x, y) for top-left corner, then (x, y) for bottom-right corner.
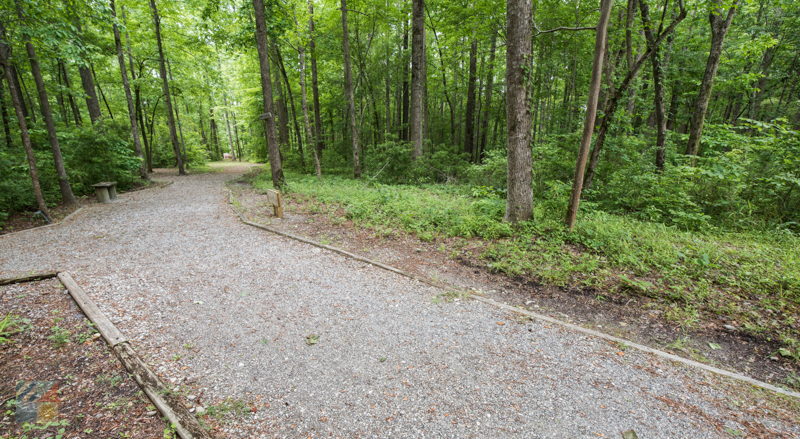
(410, 0), (425, 159)
(16, 0), (76, 206)
(686, 1), (738, 157)
(340, 0), (361, 177)
(74, 17), (102, 124)
(54, 61), (69, 126)
(91, 65), (113, 119)
(401, 19), (409, 141)
(59, 61), (82, 126)
(308, 0), (324, 157)
(298, 44), (320, 176)
(427, 10), (455, 145)
(14, 66), (35, 124)
(464, 39), (478, 160)
(252, 0), (284, 188)
(112, 0), (147, 179)
(565, 0), (613, 230)
(504, 0), (533, 222)
(0, 22), (49, 220)
(0, 74), (12, 147)
(232, 111), (243, 161)
(149, 0), (185, 174)
(167, 61), (187, 165)
(275, 48), (305, 169)
(478, 31), (498, 160)
(639, 0), (667, 170)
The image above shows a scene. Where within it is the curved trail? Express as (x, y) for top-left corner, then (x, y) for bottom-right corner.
(1, 163), (796, 438)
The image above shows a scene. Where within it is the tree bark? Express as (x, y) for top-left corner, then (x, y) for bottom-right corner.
(149, 0), (185, 175)
(478, 31), (498, 160)
(275, 48), (305, 169)
(410, 0), (426, 159)
(112, 0), (147, 179)
(0, 74), (12, 148)
(504, 0), (533, 222)
(252, 0), (284, 188)
(75, 17), (102, 124)
(15, 0), (76, 206)
(0, 22), (49, 220)
(401, 19), (409, 141)
(59, 60), (82, 126)
(685, 1), (738, 157)
(308, 0), (324, 156)
(340, 0), (361, 177)
(565, 0), (613, 230)
(464, 39), (478, 160)
(298, 44), (321, 176)
(639, 0), (668, 171)
(91, 65), (113, 120)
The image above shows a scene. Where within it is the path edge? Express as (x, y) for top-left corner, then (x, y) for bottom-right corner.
(227, 190), (800, 400)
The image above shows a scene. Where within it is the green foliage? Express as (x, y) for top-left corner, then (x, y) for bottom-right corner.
(0, 314), (28, 344)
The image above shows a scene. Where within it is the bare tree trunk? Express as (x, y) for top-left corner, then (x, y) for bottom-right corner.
(275, 48), (305, 169)
(0, 22), (49, 220)
(14, 66), (35, 124)
(113, 0), (147, 179)
(252, 0), (284, 188)
(686, 1), (738, 157)
(504, 0), (533, 222)
(464, 39), (478, 160)
(0, 75), (12, 147)
(401, 19), (409, 141)
(59, 60), (82, 126)
(639, 0), (667, 171)
(54, 61), (69, 126)
(340, 0), (361, 177)
(91, 65), (113, 120)
(478, 31), (497, 160)
(308, 0), (324, 158)
(565, 0), (613, 230)
(232, 111), (243, 161)
(298, 44), (320, 176)
(427, 10), (455, 145)
(149, 0), (185, 175)
(410, 0), (425, 159)
(75, 17), (102, 123)
(166, 61), (187, 165)
(16, 0), (76, 206)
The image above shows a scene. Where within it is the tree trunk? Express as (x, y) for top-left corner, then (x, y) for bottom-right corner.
(232, 111), (243, 161)
(149, 0), (185, 175)
(685, 1), (738, 157)
(639, 0), (667, 171)
(0, 22), (49, 220)
(112, 0), (147, 179)
(252, 0), (284, 188)
(401, 19), (409, 141)
(91, 65), (113, 120)
(427, 10), (456, 145)
(54, 61), (69, 126)
(565, 0), (613, 230)
(16, 0), (76, 206)
(74, 16), (102, 124)
(464, 39), (478, 160)
(0, 75), (12, 148)
(308, 0), (324, 157)
(298, 44), (321, 177)
(409, 0), (425, 159)
(504, 0), (533, 222)
(478, 31), (498, 160)
(340, 0), (361, 177)
(59, 61), (82, 126)
(13, 66), (34, 123)
(275, 48), (305, 169)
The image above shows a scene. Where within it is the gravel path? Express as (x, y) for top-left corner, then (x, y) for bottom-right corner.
(1, 163), (797, 438)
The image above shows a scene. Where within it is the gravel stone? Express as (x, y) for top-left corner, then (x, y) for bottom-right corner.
(1, 165), (797, 438)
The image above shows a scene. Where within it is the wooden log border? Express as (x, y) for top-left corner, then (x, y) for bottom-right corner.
(227, 189), (800, 400)
(0, 272), (211, 438)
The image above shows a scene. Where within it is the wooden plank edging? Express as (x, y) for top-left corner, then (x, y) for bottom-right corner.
(227, 190), (800, 400)
(57, 272), (212, 439)
(0, 271), (59, 286)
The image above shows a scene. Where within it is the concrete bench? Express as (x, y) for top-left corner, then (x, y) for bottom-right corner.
(265, 189), (283, 218)
(92, 181), (118, 203)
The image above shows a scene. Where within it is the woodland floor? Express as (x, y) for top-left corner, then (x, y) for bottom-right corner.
(0, 162), (798, 438)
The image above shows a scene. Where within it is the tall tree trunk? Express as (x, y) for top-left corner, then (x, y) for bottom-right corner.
(478, 31), (498, 159)
(685, 1), (738, 157)
(59, 60), (82, 126)
(54, 61), (69, 126)
(639, 0), (667, 171)
(112, 0), (147, 179)
(0, 74), (12, 148)
(13, 66), (35, 123)
(275, 48), (305, 169)
(401, 19), (409, 141)
(427, 9), (455, 145)
(149, 0), (185, 174)
(91, 65), (113, 119)
(464, 39), (478, 160)
(409, 0), (425, 159)
(16, 0), (76, 206)
(308, 0), (324, 157)
(298, 44), (321, 176)
(252, 0), (284, 188)
(0, 22), (49, 220)
(340, 0), (361, 177)
(167, 61), (187, 165)
(75, 18), (102, 124)
(565, 0), (613, 230)
(232, 111), (243, 161)
(273, 68), (290, 148)
(504, 0), (533, 222)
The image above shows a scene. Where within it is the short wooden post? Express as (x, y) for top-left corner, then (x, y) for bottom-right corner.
(266, 189), (283, 218)
(94, 186), (111, 203)
(108, 183), (118, 199)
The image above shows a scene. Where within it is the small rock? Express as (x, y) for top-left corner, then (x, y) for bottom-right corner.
(146, 411), (158, 416)
(723, 324), (736, 331)
(187, 395), (197, 400)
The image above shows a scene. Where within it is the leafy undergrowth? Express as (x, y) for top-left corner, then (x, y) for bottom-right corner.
(250, 169), (800, 361)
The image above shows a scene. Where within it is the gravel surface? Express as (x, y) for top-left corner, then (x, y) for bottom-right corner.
(1, 163), (798, 438)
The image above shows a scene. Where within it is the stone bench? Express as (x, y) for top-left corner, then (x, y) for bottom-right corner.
(92, 181), (118, 203)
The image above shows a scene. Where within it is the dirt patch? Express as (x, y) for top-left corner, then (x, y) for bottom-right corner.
(229, 180), (800, 393)
(0, 279), (168, 437)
